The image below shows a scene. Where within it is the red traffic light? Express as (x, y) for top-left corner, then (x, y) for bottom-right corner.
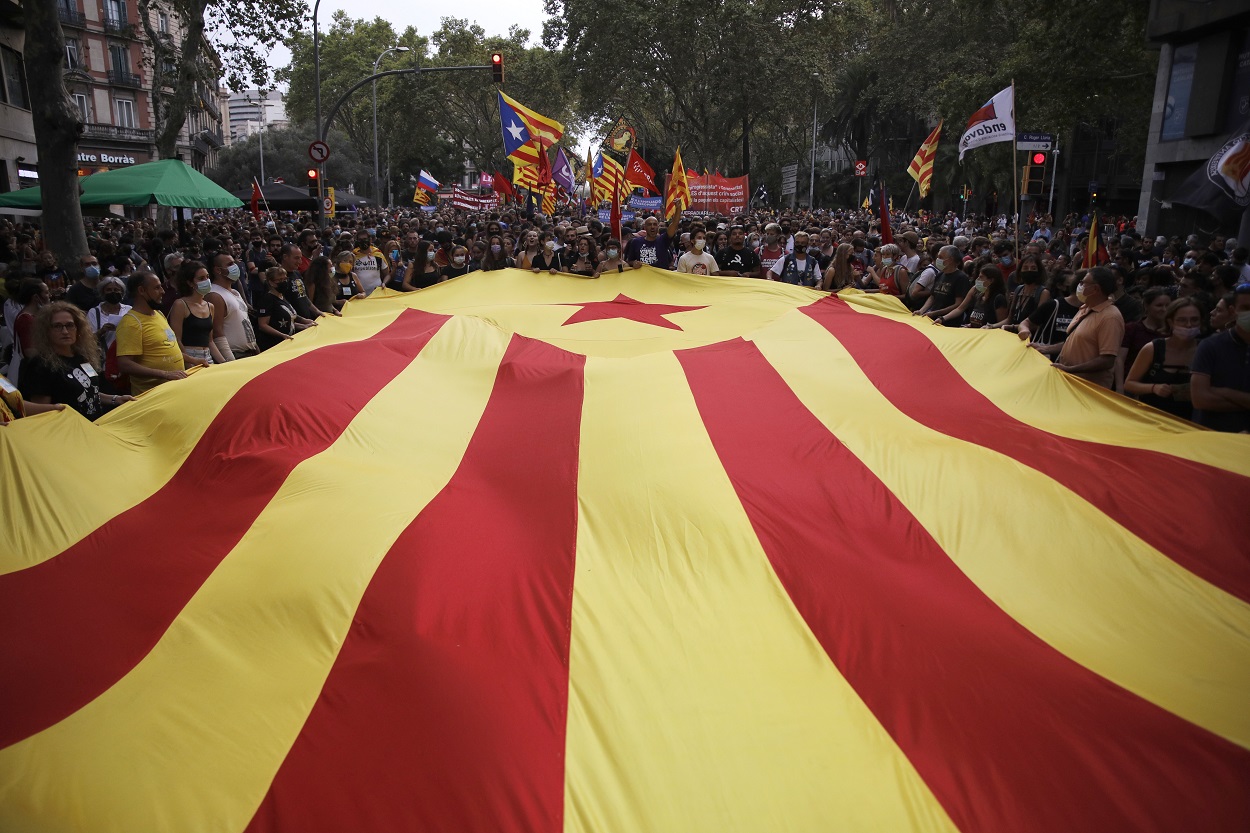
(307, 168), (319, 180)
(491, 53), (502, 65)
(490, 52), (504, 83)
(1031, 152), (1046, 165)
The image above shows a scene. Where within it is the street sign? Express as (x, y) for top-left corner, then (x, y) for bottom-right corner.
(308, 141), (330, 164)
(780, 163), (799, 195)
(854, 160), (868, 177)
(1088, 180), (1099, 193)
(1017, 132), (1054, 151)
(324, 186), (336, 216)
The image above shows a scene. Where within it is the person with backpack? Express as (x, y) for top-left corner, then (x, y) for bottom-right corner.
(1124, 297), (1202, 420)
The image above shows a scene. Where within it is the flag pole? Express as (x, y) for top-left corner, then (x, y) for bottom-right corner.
(1011, 78), (1020, 274)
(903, 180), (917, 213)
(253, 176), (274, 219)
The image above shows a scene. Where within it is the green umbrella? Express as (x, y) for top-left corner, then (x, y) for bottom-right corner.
(0, 159), (243, 209)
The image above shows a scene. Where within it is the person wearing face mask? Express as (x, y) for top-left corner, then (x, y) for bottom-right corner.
(480, 235), (514, 271)
(1055, 267), (1125, 388)
(401, 241), (440, 291)
(530, 233), (565, 274)
(86, 276), (131, 355)
(857, 242), (908, 295)
(914, 246), (970, 320)
(333, 252), (367, 308)
(991, 241), (1016, 283)
(351, 231), (389, 294)
(208, 253), (255, 360)
(714, 226), (762, 278)
(67, 255), (104, 312)
(566, 236), (599, 278)
(1124, 298), (1203, 421)
(305, 256), (342, 316)
(756, 223), (786, 276)
(440, 246), (472, 281)
(1119, 286), (1171, 373)
(993, 253), (1051, 331)
(114, 270), (187, 394)
(678, 228), (719, 275)
(256, 267), (316, 351)
(1190, 283), (1250, 432)
(168, 261), (226, 366)
(595, 239), (628, 277)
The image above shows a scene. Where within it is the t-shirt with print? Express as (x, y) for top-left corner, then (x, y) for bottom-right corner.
(758, 244), (785, 276)
(624, 234), (675, 269)
(677, 251), (719, 275)
(115, 309), (185, 395)
(255, 293), (297, 351)
(20, 352), (104, 419)
(929, 269), (971, 311)
(714, 246), (761, 277)
(352, 246), (387, 293)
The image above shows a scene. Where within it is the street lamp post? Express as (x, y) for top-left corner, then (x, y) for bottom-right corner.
(373, 45), (409, 206)
(313, 0), (324, 227)
(809, 73), (820, 210)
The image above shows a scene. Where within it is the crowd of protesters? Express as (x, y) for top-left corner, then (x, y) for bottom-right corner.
(1, 203), (1248, 432)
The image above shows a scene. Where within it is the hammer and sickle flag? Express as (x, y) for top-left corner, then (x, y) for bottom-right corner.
(1, 270), (1248, 833)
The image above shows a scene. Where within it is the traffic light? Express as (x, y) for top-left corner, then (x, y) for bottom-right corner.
(1023, 151), (1046, 196)
(490, 52), (503, 84)
(307, 167), (319, 197)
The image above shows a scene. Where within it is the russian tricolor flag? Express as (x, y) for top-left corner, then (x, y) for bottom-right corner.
(418, 170), (440, 193)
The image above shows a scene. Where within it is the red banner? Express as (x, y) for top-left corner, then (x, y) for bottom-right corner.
(685, 173), (749, 215)
(445, 187), (499, 211)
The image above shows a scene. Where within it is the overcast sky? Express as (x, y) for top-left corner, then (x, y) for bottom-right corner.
(267, 0), (550, 73)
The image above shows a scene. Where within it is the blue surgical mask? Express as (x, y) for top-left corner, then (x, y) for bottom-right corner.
(226, 264), (241, 282)
(1183, 258), (1196, 269)
(1000, 256), (1012, 265)
(84, 265), (101, 280)
(195, 279), (212, 296)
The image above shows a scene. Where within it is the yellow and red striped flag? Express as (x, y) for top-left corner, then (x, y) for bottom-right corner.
(907, 120), (942, 197)
(541, 181), (556, 215)
(665, 146), (691, 220)
(512, 162), (541, 191)
(498, 90), (564, 169)
(1, 272), (1248, 833)
(411, 187), (430, 206)
(592, 151), (625, 205)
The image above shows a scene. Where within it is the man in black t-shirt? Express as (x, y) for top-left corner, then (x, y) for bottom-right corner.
(279, 244), (322, 320)
(915, 246), (970, 320)
(714, 227), (762, 278)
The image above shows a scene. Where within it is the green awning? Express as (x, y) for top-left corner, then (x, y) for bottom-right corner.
(0, 159), (243, 209)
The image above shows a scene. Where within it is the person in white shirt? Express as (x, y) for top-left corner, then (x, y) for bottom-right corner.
(86, 276), (132, 352)
(676, 228), (719, 275)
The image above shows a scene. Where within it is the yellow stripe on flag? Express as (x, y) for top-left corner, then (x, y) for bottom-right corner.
(753, 309), (1250, 748)
(0, 315), (512, 833)
(0, 306), (411, 576)
(563, 350), (961, 833)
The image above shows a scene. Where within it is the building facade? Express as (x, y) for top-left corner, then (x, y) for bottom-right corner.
(1137, 0), (1250, 238)
(227, 89), (286, 144)
(0, 0), (227, 198)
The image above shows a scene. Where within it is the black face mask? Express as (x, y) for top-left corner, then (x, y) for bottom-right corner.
(103, 292), (123, 304)
(1020, 271), (1039, 284)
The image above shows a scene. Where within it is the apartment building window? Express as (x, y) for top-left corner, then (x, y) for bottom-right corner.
(65, 38), (80, 70)
(109, 43), (129, 73)
(158, 12), (168, 33)
(115, 97), (135, 128)
(73, 92), (92, 122)
(104, 0), (125, 26)
(0, 46), (29, 110)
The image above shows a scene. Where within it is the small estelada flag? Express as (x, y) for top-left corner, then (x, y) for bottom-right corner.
(908, 121), (942, 197)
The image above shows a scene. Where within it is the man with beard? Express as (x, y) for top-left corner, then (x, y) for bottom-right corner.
(714, 226), (762, 278)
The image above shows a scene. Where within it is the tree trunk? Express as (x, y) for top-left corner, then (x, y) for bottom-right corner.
(741, 113), (750, 176)
(22, 0), (88, 277)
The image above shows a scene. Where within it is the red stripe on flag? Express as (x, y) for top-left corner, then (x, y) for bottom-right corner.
(245, 335), (584, 833)
(678, 338), (1250, 833)
(804, 296), (1250, 602)
(0, 310), (449, 750)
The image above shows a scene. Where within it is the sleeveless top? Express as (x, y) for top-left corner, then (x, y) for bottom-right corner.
(1138, 337), (1193, 421)
(180, 299), (213, 348)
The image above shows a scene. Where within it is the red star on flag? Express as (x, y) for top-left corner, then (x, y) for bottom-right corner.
(560, 294), (706, 331)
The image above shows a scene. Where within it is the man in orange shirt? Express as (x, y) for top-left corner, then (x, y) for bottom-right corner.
(1056, 267), (1124, 389)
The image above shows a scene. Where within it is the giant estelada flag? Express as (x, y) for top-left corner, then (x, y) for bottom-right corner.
(1, 270), (1248, 832)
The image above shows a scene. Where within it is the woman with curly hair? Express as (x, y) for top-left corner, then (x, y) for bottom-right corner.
(22, 301), (134, 419)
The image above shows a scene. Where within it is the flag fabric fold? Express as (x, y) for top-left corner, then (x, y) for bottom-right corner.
(498, 91), (565, 168)
(250, 181), (261, 221)
(1169, 119), (1250, 224)
(664, 148), (691, 221)
(553, 148), (576, 194)
(592, 152), (625, 205)
(625, 149), (658, 195)
(908, 121), (943, 197)
(417, 170), (440, 193)
(958, 87), (1015, 162)
(870, 178), (893, 245)
(412, 188), (430, 206)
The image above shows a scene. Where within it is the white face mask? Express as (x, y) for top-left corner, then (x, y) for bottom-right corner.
(545, 240), (556, 250)
(607, 248), (619, 258)
(226, 263), (241, 282)
(935, 258), (947, 271)
(195, 279), (213, 296)
(1076, 287), (1087, 303)
(452, 256), (465, 266)
(1172, 325), (1200, 340)
(882, 258), (893, 266)
(694, 239), (705, 251)
(974, 279), (985, 292)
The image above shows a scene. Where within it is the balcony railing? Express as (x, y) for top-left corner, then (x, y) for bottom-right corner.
(57, 6), (86, 27)
(200, 94), (220, 120)
(200, 126), (224, 148)
(103, 15), (133, 36)
(81, 122), (154, 143)
(191, 136), (212, 157)
(107, 69), (141, 88)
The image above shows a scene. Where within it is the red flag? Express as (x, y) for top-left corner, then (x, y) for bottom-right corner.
(250, 181), (261, 221)
(492, 170), (515, 203)
(625, 149), (658, 195)
(876, 177), (893, 245)
(536, 143), (552, 188)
